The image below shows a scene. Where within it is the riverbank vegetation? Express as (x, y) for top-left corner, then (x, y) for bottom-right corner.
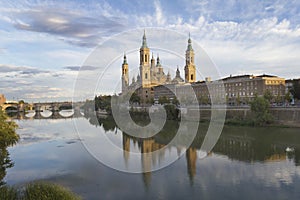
(0, 182), (81, 200)
(0, 109), (19, 187)
(225, 94), (274, 126)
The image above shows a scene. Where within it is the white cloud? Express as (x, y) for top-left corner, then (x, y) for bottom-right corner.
(154, 0), (166, 26)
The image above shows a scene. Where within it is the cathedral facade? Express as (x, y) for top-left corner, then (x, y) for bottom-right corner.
(121, 31), (196, 102)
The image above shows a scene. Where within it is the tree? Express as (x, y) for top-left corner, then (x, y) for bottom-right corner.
(275, 93), (282, 104)
(146, 98), (154, 105)
(290, 80), (300, 100)
(285, 92), (292, 103)
(95, 95), (112, 113)
(171, 96), (179, 106)
(236, 94), (241, 106)
(0, 110), (19, 147)
(0, 110), (19, 186)
(129, 92), (141, 105)
(18, 100), (25, 104)
(250, 96), (273, 125)
(158, 96), (170, 105)
(263, 89), (274, 103)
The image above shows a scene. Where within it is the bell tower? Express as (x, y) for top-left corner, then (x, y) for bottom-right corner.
(140, 30), (151, 88)
(122, 53), (129, 93)
(184, 33), (196, 83)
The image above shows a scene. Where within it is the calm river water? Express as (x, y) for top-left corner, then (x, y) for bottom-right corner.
(3, 113), (300, 200)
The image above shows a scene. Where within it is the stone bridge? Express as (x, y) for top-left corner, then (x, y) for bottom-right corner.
(1, 101), (85, 113)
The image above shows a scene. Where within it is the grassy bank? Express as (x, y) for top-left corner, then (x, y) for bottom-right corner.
(0, 182), (81, 200)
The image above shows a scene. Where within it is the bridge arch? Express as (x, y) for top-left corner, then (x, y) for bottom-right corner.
(59, 104), (73, 111)
(1, 104), (18, 112)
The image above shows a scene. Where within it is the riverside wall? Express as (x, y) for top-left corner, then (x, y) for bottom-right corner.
(185, 107), (300, 126)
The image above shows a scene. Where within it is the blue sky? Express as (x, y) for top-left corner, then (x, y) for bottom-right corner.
(0, 0), (300, 101)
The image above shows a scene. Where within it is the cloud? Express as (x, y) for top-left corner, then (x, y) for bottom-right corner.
(154, 0), (165, 26)
(2, 3), (128, 47)
(0, 63), (77, 101)
(0, 64), (48, 74)
(64, 65), (98, 71)
(183, 0), (300, 26)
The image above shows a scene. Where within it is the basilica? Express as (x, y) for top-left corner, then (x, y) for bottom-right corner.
(121, 31), (196, 101)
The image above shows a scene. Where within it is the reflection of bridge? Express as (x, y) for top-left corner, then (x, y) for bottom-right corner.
(7, 109), (84, 120)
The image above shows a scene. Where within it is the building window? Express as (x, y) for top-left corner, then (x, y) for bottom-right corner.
(145, 73), (148, 79)
(191, 74), (193, 80)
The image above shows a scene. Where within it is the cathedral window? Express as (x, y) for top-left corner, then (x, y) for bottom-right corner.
(145, 73), (148, 79)
(191, 74), (193, 80)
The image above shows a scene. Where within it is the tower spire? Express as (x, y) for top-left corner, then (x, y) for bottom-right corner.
(176, 66), (180, 77)
(123, 52), (127, 64)
(142, 29), (148, 48)
(156, 53), (161, 66)
(187, 32), (193, 51)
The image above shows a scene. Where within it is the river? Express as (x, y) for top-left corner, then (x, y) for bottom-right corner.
(3, 112), (300, 199)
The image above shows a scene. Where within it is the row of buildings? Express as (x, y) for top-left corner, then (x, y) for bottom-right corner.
(154, 74), (287, 105)
(121, 32), (297, 105)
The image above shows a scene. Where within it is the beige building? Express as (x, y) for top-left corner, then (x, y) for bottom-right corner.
(121, 31), (195, 102)
(222, 74), (285, 105)
(154, 74), (286, 105)
(193, 74), (286, 105)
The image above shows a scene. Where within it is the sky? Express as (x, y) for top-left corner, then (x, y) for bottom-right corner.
(0, 0), (300, 102)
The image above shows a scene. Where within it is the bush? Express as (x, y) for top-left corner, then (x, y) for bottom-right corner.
(23, 182), (81, 200)
(250, 96), (274, 126)
(0, 110), (19, 147)
(0, 186), (18, 200)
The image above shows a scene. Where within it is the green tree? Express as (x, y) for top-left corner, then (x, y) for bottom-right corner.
(0, 110), (19, 147)
(95, 95), (112, 113)
(275, 93), (282, 104)
(146, 98), (154, 105)
(129, 92), (141, 105)
(250, 96), (273, 125)
(290, 80), (300, 100)
(285, 92), (292, 103)
(236, 94), (241, 106)
(171, 96), (179, 106)
(158, 96), (170, 105)
(263, 89), (274, 103)
(18, 100), (25, 104)
(0, 110), (19, 186)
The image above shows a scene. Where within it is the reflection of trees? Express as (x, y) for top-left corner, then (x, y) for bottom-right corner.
(294, 151), (300, 166)
(0, 110), (19, 187)
(212, 126), (300, 164)
(0, 149), (13, 186)
(84, 112), (117, 132)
